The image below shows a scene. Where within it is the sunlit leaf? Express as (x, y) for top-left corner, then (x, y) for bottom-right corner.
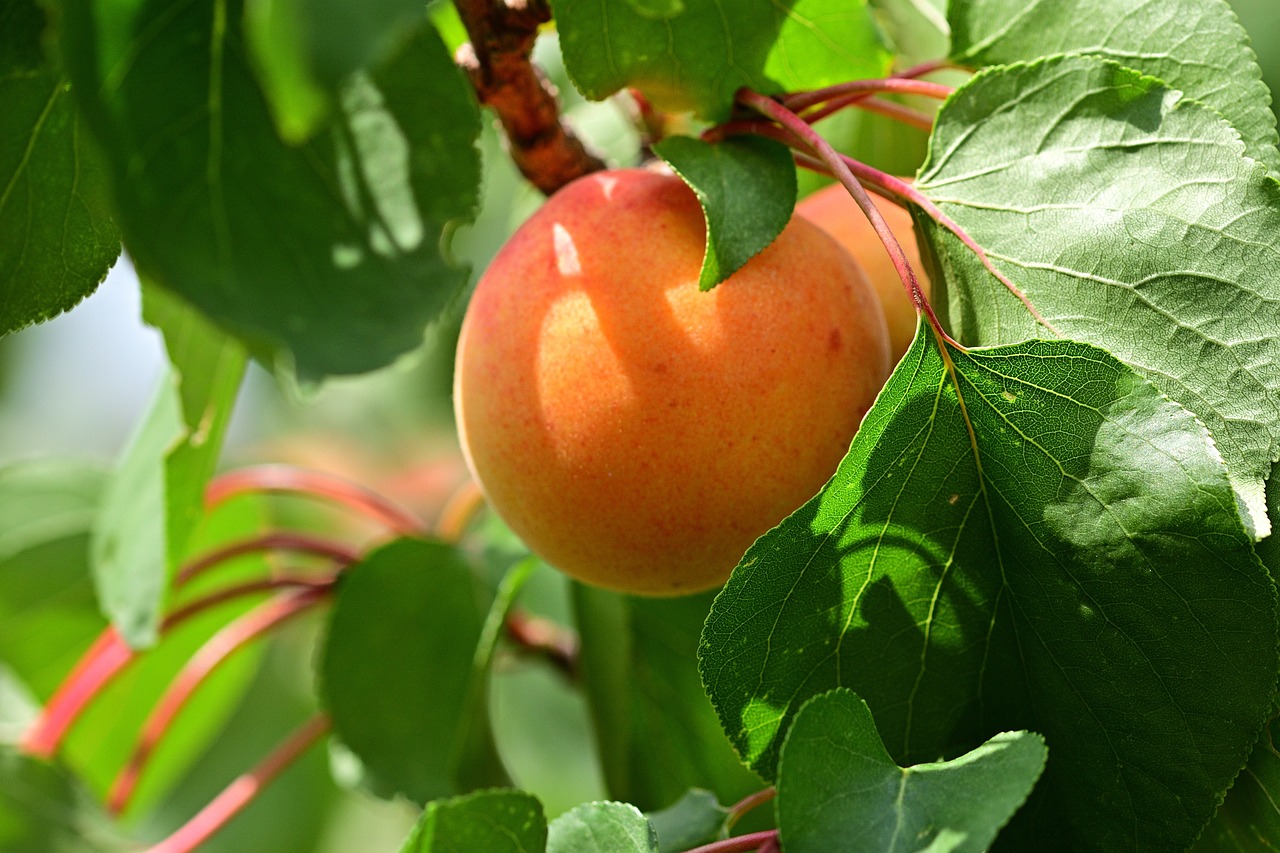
(917, 55), (1280, 538)
(700, 326), (1277, 850)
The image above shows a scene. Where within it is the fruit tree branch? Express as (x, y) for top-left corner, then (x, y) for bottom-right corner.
(453, 0), (606, 194)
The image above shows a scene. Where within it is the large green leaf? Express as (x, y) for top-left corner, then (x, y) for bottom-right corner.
(318, 538), (505, 804)
(0, 748), (115, 853)
(57, 3), (480, 380)
(948, 0), (1280, 171)
(399, 789), (546, 853)
(91, 285), (245, 648)
(916, 55), (1280, 539)
(550, 0), (892, 119)
(777, 688), (1046, 852)
(699, 327), (1278, 850)
(653, 136), (796, 291)
(0, 0), (119, 335)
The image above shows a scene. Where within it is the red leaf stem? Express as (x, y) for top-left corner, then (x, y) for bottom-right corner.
(736, 88), (957, 348)
(205, 466), (427, 535)
(434, 480), (486, 544)
(175, 531), (360, 585)
(895, 59), (957, 79)
(685, 830), (780, 853)
(784, 77), (953, 112)
(106, 586), (331, 814)
(144, 714), (331, 853)
(724, 787), (776, 831)
(505, 610), (579, 679)
(801, 93), (935, 130)
(20, 576), (329, 759)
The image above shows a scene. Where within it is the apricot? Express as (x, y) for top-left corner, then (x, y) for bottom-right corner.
(796, 183), (930, 363)
(453, 169), (891, 595)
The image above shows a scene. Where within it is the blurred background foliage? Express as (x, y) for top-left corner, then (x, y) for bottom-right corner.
(1, 1), (1277, 848)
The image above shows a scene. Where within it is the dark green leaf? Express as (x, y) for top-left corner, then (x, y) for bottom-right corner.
(645, 789), (727, 853)
(319, 538), (501, 803)
(1192, 702), (1280, 851)
(653, 136), (796, 291)
(621, 0), (685, 18)
(573, 585), (762, 811)
(0, 748), (114, 853)
(777, 688), (1046, 852)
(0, 0), (119, 336)
(916, 55), (1280, 538)
(91, 287), (244, 648)
(58, 4), (480, 380)
(399, 789), (547, 853)
(243, 0), (427, 141)
(948, 0), (1280, 170)
(700, 327), (1277, 850)
(547, 801), (658, 853)
(550, 0), (891, 119)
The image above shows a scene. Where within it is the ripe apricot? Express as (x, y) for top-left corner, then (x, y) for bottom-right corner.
(454, 169), (890, 595)
(796, 183), (930, 363)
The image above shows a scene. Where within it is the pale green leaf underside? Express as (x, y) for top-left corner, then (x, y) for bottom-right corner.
(654, 135), (796, 290)
(700, 327), (1277, 850)
(947, 0), (1280, 171)
(777, 689), (1046, 853)
(550, 0), (892, 120)
(547, 802), (659, 853)
(917, 55), (1280, 538)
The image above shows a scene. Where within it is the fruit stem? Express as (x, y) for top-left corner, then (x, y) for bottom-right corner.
(144, 714), (331, 853)
(452, 0), (605, 193)
(206, 465), (427, 536)
(176, 530), (360, 585)
(685, 830), (780, 853)
(784, 78), (953, 112)
(736, 88), (959, 349)
(106, 585), (331, 815)
(19, 575), (328, 759)
(724, 786), (776, 831)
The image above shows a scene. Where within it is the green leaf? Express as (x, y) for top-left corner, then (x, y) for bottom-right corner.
(653, 136), (796, 291)
(1192, 703), (1280, 850)
(319, 538), (502, 803)
(777, 688), (1046, 853)
(399, 789), (547, 853)
(547, 801), (658, 853)
(573, 586), (763, 811)
(243, 0), (428, 141)
(0, 748), (110, 853)
(645, 789), (727, 853)
(916, 55), (1280, 539)
(91, 286), (245, 648)
(0, 0), (119, 336)
(58, 4), (481, 381)
(700, 326), (1278, 850)
(0, 460), (106, 698)
(550, 0), (891, 119)
(871, 0), (948, 68)
(948, 0), (1280, 171)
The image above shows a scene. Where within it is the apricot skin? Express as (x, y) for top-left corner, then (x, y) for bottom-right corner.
(454, 169), (891, 595)
(796, 183), (930, 363)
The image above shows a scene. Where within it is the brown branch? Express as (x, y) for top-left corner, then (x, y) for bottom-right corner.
(454, 0), (605, 194)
